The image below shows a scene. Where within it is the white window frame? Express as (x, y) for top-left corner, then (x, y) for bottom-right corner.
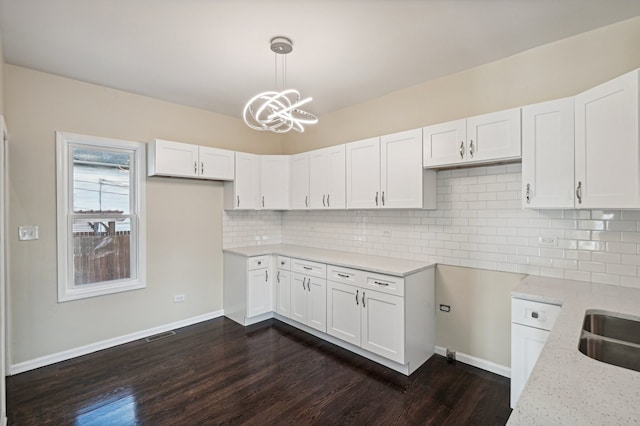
(56, 131), (146, 302)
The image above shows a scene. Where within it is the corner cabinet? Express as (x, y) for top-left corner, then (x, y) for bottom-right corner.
(423, 108), (521, 168)
(575, 68), (640, 209)
(224, 152), (260, 210)
(148, 139), (235, 180)
(521, 97), (575, 209)
(346, 129), (436, 209)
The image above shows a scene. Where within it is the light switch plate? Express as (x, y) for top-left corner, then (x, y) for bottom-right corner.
(19, 225), (39, 241)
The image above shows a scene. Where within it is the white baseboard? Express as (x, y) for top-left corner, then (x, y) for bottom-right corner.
(9, 310), (224, 375)
(435, 345), (510, 378)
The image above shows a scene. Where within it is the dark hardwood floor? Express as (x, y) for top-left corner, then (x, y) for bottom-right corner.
(7, 318), (512, 425)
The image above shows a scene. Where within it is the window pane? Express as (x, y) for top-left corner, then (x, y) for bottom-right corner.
(73, 217), (132, 286)
(72, 147), (131, 214)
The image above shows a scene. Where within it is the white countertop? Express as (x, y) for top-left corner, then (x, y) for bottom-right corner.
(223, 244), (435, 277)
(508, 275), (640, 425)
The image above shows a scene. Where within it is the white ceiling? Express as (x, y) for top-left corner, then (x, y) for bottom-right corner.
(0, 0), (638, 118)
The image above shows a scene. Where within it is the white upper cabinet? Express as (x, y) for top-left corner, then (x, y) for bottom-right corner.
(148, 139), (234, 180)
(224, 152), (260, 210)
(260, 155), (291, 210)
(346, 137), (381, 209)
(522, 97), (575, 209)
(423, 108), (521, 168)
(575, 68), (640, 209)
(290, 153), (310, 210)
(347, 130), (436, 209)
(309, 145), (346, 209)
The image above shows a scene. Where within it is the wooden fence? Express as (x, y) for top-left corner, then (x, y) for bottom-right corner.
(73, 231), (131, 285)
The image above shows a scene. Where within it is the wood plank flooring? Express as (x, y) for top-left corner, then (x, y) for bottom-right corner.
(7, 318), (512, 425)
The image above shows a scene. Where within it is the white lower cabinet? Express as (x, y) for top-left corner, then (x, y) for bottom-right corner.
(510, 297), (562, 408)
(275, 256), (292, 317)
(224, 250), (435, 375)
(291, 260), (327, 333)
(223, 253), (273, 326)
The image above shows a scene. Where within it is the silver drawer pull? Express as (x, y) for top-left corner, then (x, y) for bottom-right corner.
(281, 261), (285, 265)
(531, 311), (539, 319)
(337, 273), (350, 278)
(374, 281), (389, 286)
(303, 266), (312, 270)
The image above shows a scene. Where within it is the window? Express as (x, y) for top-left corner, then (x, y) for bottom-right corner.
(56, 132), (146, 302)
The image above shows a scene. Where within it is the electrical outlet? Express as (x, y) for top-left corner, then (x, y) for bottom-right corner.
(382, 230), (392, 236)
(538, 236), (558, 247)
(18, 225), (39, 241)
(174, 294), (185, 303)
(439, 304), (451, 312)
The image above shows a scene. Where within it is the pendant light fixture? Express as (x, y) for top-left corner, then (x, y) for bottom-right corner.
(243, 36), (318, 133)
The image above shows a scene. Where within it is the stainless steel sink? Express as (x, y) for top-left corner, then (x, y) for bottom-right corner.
(579, 310), (640, 373)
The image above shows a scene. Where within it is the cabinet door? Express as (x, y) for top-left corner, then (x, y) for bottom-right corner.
(326, 281), (361, 346)
(381, 128), (423, 209)
(291, 273), (308, 324)
(234, 152), (260, 210)
(326, 145), (346, 209)
(575, 69), (639, 208)
(307, 277), (327, 333)
(275, 269), (292, 318)
(466, 108), (521, 163)
(290, 153), (309, 210)
(510, 323), (549, 408)
(346, 137), (380, 209)
(309, 148), (328, 209)
(522, 97), (575, 209)
(422, 119), (466, 167)
(199, 146), (235, 181)
(247, 268), (272, 318)
(260, 155), (290, 210)
(361, 290), (404, 363)
(149, 139), (199, 178)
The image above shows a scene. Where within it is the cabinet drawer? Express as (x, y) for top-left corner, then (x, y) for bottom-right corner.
(247, 255), (270, 271)
(291, 258), (326, 278)
(277, 256), (291, 270)
(364, 272), (404, 297)
(512, 298), (561, 331)
(327, 265), (363, 287)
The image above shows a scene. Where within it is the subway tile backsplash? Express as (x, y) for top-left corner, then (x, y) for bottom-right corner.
(223, 163), (640, 290)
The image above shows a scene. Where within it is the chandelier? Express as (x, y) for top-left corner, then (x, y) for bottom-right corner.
(243, 37), (318, 133)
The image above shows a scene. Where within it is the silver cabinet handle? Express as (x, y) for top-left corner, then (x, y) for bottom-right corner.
(303, 266), (312, 270)
(281, 261), (285, 266)
(374, 281), (389, 286)
(277, 271), (280, 283)
(355, 289), (359, 305)
(469, 139), (474, 158)
(302, 277), (306, 291)
(265, 270), (268, 282)
(237, 195), (240, 208)
(375, 191), (378, 206)
(459, 141), (464, 159)
(305, 195), (308, 207)
(257, 261), (262, 266)
(526, 183), (531, 204)
(322, 194), (326, 207)
(362, 292), (366, 308)
(262, 196), (265, 208)
(307, 279), (311, 292)
(194, 161), (197, 174)
(327, 194), (330, 207)
(382, 191), (385, 206)
(337, 273), (350, 278)
(531, 311), (539, 319)
(576, 181), (582, 204)
(201, 162), (204, 174)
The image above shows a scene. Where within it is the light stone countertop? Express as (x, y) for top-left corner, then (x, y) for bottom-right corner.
(508, 275), (640, 425)
(223, 244), (435, 277)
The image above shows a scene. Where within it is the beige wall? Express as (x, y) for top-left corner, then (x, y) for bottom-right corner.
(283, 16), (640, 154)
(5, 65), (281, 365)
(436, 265), (524, 368)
